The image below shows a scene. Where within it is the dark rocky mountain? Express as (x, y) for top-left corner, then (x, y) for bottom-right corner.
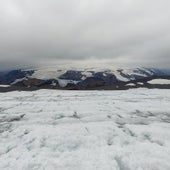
(0, 70), (34, 84)
(0, 67), (170, 91)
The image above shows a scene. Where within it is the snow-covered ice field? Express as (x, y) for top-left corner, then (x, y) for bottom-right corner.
(0, 89), (170, 170)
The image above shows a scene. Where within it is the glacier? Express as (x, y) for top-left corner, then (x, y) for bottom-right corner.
(0, 89), (170, 170)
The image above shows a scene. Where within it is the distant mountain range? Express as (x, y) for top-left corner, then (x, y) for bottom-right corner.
(0, 67), (170, 91)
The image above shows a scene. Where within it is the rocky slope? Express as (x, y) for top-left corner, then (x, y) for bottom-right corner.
(0, 67), (170, 91)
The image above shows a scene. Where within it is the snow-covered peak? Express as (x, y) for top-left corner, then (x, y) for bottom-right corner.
(0, 66), (169, 90)
(30, 67), (160, 82)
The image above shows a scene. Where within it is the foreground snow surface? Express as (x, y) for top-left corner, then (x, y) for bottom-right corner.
(0, 89), (170, 170)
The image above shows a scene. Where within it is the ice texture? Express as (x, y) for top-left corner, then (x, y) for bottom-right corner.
(0, 89), (170, 170)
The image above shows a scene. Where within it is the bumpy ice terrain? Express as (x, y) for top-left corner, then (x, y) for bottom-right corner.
(0, 89), (170, 170)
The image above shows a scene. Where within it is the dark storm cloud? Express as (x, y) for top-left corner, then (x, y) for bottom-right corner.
(0, 0), (170, 68)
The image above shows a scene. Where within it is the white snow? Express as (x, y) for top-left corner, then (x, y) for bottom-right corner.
(126, 83), (136, 86)
(137, 82), (144, 85)
(148, 79), (170, 85)
(51, 81), (57, 86)
(82, 71), (93, 78)
(57, 79), (78, 87)
(11, 78), (27, 85)
(112, 71), (129, 82)
(0, 89), (170, 170)
(0, 85), (10, 87)
(31, 68), (66, 80)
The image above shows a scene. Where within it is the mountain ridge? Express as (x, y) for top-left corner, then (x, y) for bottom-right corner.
(0, 67), (170, 91)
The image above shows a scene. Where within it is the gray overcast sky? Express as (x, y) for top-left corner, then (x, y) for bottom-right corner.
(0, 0), (170, 68)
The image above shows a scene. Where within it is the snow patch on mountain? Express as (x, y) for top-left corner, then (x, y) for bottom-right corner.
(148, 79), (170, 84)
(31, 69), (66, 80)
(0, 85), (10, 87)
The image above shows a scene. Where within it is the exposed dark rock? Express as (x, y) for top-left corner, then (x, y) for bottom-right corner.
(93, 72), (118, 85)
(59, 70), (83, 81)
(64, 83), (80, 90)
(13, 78), (60, 88)
(78, 77), (106, 89)
(22, 78), (46, 87)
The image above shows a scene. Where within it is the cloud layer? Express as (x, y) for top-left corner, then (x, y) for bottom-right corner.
(0, 0), (170, 68)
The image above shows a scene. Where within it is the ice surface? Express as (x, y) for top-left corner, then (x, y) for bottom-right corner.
(0, 89), (170, 170)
